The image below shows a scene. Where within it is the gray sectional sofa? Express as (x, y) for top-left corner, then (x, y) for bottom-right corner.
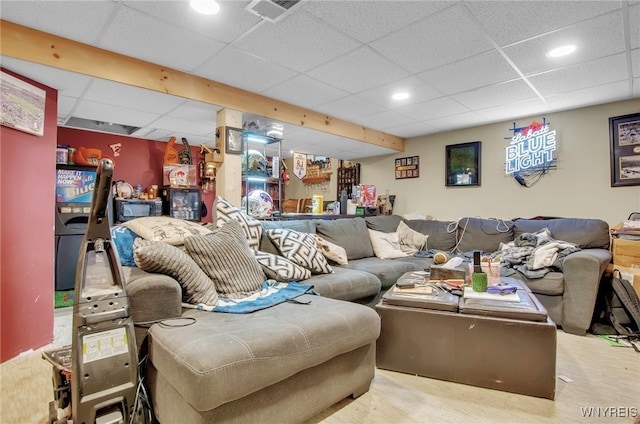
(124, 213), (611, 423)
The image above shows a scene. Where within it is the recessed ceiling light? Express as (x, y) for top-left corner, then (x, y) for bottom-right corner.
(190, 0), (220, 15)
(546, 45), (576, 58)
(392, 92), (410, 101)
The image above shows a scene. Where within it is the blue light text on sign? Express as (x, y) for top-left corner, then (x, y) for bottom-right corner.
(505, 123), (556, 174)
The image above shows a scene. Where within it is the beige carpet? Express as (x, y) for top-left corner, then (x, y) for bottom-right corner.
(2, 308), (638, 424)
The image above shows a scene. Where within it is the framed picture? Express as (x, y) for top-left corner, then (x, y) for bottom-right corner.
(610, 113), (640, 187)
(394, 155), (419, 179)
(446, 141), (481, 187)
(225, 126), (243, 155)
(0, 70), (46, 136)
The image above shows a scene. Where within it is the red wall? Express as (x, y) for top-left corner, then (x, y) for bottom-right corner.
(57, 128), (215, 222)
(1, 69), (58, 362)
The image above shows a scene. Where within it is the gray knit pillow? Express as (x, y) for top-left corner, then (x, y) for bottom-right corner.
(253, 250), (311, 282)
(133, 238), (218, 306)
(185, 220), (266, 298)
(266, 228), (333, 274)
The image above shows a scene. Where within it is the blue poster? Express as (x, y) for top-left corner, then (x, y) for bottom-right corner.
(56, 169), (96, 203)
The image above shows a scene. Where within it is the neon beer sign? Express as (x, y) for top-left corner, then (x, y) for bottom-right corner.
(505, 120), (556, 175)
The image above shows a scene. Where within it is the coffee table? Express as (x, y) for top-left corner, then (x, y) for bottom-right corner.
(375, 272), (557, 400)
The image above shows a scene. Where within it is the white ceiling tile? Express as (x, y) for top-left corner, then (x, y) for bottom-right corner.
(133, 128), (173, 142)
(504, 12), (625, 76)
(0, 57), (92, 97)
(0, 1), (118, 44)
(631, 4), (640, 50)
(232, 10), (360, 72)
(466, 1), (621, 46)
(303, 1), (449, 43)
(148, 115), (217, 136)
(418, 50), (519, 95)
(307, 46), (410, 93)
(122, 1), (262, 44)
(529, 53), (629, 96)
(452, 79), (539, 110)
(262, 75), (350, 109)
(370, 4), (494, 73)
(423, 112), (487, 133)
(632, 48), (640, 79)
(634, 78), (640, 98)
(353, 110), (415, 131)
(58, 96), (79, 120)
(475, 99), (550, 123)
(73, 100), (159, 128)
(356, 76), (443, 109)
(83, 79), (186, 114)
(196, 46), (297, 93)
(545, 81), (633, 110)
(166, 101), (222, 123)
(383, 121), (439, 138)
(98, 6), (225, 73)
(395, 97), (470, 121)
(314, 95), (386, 121)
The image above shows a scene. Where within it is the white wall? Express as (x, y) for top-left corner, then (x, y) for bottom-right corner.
(285, 158), (339, 202)
(359, 99), (640, 227)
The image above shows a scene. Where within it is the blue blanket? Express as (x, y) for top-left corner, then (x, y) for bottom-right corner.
(183, 281), (316, 314)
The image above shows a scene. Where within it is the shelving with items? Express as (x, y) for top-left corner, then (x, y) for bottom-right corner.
(161, 187), (202, 221)
(337, 160), (360, 199)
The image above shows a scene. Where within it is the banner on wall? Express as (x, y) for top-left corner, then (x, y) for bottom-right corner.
(293, 152), (307, 180)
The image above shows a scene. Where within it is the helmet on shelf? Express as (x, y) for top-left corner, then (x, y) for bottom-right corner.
(242, 150), (267, 175)
(242, 190), (274, 218)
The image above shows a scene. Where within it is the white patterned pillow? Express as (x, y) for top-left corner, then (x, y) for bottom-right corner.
(215, 196), (262, 250)
(314, 235), (348, 265)
(123, 216), (211, 246)
(253, 250), (311, 282)
(133, 238), (218, 306)
(185, 220), (266, 298)
(266, 228), (333, 274)
(397, 220), (429, 255)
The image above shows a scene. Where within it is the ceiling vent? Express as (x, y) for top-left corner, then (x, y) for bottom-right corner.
(245, 0), (302, 23)
(64, 117), (140, 136)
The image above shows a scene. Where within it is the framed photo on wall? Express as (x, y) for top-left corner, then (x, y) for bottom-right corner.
(445, 141), (481, 187)
(225, 126), (243, 155)
(610, 113), (640, 187)
(395, 155), (419, 179)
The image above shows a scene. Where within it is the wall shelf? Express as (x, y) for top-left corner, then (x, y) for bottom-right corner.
(302, 175), (332, 185)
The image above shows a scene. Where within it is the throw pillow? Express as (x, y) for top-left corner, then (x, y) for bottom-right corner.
(185, 220), (266, 298)
(253, 250), (311, 282)
(397, 220), (429, 255)
(368, 229), (408, 259)
(215, 196), (262, 250)
(111, 225), (139, 267)
(123, 216), (211, 246)
(314, 235), (348, 265)
(133, 238), (218, 306)
(266, 228), (333, 274)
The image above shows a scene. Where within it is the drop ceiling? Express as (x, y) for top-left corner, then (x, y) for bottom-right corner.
(1, 0), (638, 160)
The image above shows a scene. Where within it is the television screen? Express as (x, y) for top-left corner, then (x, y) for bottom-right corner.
(56, 166), (96, 204)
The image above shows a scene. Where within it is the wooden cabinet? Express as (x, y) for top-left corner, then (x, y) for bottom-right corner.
(337, 160), (360, 198)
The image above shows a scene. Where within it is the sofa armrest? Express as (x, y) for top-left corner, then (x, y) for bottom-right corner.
(560, 248), (611, 335)
(123, 267), (183, 353)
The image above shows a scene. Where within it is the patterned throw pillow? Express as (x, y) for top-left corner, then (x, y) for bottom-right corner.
(368, 229), (408, 259)
(253, 250), (311, 282)
(314, 235), (348, 265)
(133, 238), (218, 306)
(397, 220), (429, 255)
(215, 196), (262, 250)
(123, 216), (211, 246)
(266, 228), (333, 274)
(185, 220), (266, 298)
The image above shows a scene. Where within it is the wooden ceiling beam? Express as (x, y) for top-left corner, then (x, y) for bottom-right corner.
(0, 20), (404, 152)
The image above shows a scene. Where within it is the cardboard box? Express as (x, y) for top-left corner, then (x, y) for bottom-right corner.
(163, 164), (197, 187)
(611, 238), (640, 268)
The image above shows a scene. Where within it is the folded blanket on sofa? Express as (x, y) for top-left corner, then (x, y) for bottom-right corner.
(184, 280), (316, 314)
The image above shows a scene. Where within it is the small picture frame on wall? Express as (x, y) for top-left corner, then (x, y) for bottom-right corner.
(225, 126), (243, 155)
(610, 113), (640, 187)
(395, 155), (419, 180)
(445, 141), (481, 187)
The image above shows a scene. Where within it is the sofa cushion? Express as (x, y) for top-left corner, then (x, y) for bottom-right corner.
(343, 257), (421, 289)
(397, 220), (429, 254)
(253, 250), (311, 282)
(266, 228), (333, 274)
(405, 219), (457, 252)
(512, 270), (564, 296)
(259, 219), (317, 254)
(216, 196), (262, 250)
(365, 215), (403, 233)
(185, 220), (266, 298)
(316, 217), (374, 260)
(457, 217), (515, 253)
(306, 267), (381, 301)
(314, 235), (348, 265)
(133, 238), (219, 306)
(368, 229), (408, 259)
(148, 295), (381, 412)
(123, 216), (211, 246)
(514, 218), (610, 249)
